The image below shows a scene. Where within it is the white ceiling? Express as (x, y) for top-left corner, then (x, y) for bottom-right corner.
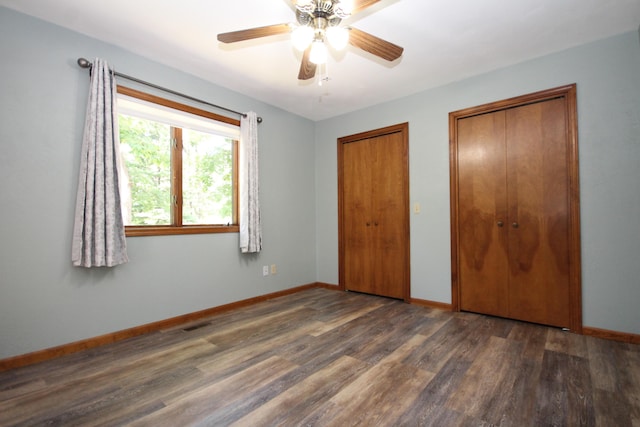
(2, 0), (640, 120)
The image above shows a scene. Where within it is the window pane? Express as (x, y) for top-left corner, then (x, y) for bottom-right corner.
(118, 115), (172, 225)
(182, 128), (233, 225)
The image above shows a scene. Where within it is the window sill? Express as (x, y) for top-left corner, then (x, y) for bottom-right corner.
(125, 225), (239, 237)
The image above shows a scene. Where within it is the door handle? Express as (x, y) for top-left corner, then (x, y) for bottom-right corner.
(497, 220), (504, 227)
(512, 222), (519, 228)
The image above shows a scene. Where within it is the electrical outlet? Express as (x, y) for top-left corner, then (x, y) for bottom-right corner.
(262, 265), (269, 276)
(270, 264), (277, 275)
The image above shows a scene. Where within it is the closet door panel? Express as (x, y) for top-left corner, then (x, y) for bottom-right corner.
(343, 139), (375, 293)
(505, 98), (570, 327)
(370, 132), (407, 299)
(457, 111), (509, 317)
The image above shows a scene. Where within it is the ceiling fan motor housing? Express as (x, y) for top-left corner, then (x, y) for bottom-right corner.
(296, 0), (349, 22)
(317, 1), (334, 13)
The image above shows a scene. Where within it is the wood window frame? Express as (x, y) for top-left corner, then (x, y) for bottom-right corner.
(118, 86), (240, 237)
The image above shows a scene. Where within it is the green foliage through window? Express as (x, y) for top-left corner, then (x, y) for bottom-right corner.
(119, 115), (171, 225)
(182, 128), (234, 225)
(116, 88), (239, 235)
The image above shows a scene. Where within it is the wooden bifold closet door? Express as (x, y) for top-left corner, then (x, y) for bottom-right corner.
(450, 85), (582, 331)
(338, 123), (410, 300)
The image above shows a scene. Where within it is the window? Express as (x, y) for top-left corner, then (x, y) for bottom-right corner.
(117, 86), (240, 236)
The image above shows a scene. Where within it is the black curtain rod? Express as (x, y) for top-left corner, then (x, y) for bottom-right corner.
(76, 58), (262, 123)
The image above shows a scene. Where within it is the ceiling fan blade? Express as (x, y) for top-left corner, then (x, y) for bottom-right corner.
(217, 23), (291, 43)
(348, 27), (403, 61)
(351, 0), (381, 14)
(298, 45), (317, 80)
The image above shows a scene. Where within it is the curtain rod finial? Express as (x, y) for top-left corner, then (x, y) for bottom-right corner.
(245, 114), (263, 123)
(77, 58), (92, 69)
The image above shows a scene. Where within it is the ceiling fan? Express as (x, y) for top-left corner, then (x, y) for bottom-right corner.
(217, 0), (404, 80)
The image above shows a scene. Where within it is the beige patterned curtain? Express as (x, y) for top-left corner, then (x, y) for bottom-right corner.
(71, 58), (128, 267)
(239, 111), (262, 253)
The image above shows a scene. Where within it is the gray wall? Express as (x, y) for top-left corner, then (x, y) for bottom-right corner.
(315, 30), (640, 335)
(0, 8), (316, 359)
(1, 7), (639, 360)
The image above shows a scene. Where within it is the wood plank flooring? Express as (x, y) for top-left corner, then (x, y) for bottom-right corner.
(1, 288), (639, 426)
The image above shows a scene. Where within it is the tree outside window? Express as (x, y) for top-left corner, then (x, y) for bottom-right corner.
(117, 87), (239, 236)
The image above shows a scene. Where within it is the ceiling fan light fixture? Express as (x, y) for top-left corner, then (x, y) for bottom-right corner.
(217, 0), (404, 81)
(326, 26), (349, 50)
(292, 25), (314, 50)
(309, 39), (328, 64)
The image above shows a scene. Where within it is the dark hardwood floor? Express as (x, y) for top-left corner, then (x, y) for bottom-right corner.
(1, 288), (638, 426)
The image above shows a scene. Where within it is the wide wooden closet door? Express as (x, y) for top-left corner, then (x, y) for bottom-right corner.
(450, 85), (581, 331)
(339, 123), (410, 300)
